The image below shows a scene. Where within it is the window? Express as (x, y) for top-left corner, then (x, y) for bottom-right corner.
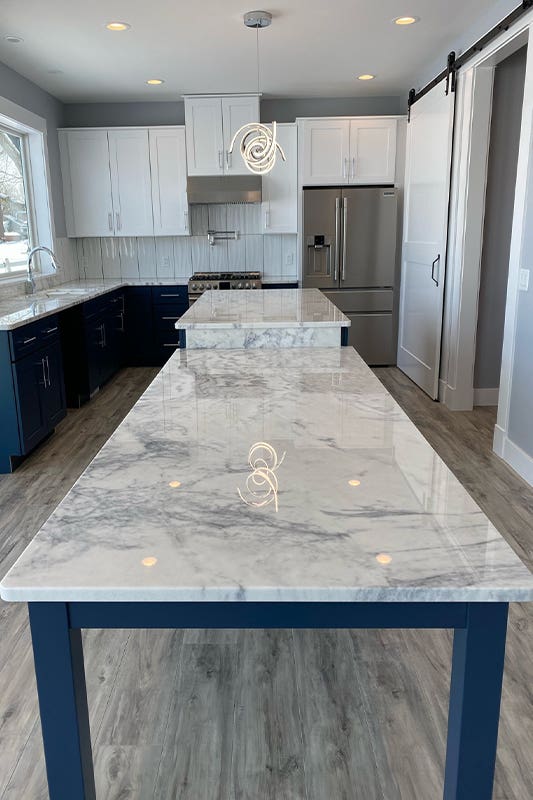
(0, 127), (33, 276)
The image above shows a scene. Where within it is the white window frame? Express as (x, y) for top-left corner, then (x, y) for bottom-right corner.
(0, 95), (56, 282)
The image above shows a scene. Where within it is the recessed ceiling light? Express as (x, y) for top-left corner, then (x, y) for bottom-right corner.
(393, 16), (419, 26)
(4, 35), (24, 44)
(105, 21), (131, 32)
(376, 553), (392, 565)
(168, 480), (181, 488)
(147, 78), (165, 85)
(141, 556), (158, 567)
(358, 74), (375, 81)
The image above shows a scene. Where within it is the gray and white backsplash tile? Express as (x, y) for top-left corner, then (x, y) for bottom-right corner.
(73, 203), (297, 283)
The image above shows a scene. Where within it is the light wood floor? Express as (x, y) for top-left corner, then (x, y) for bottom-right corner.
(0, 366), (532, 800)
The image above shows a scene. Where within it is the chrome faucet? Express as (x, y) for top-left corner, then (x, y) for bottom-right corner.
(26, 246), (61, 294)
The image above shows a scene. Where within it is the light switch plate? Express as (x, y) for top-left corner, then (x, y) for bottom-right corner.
(519, 268), (530, 292)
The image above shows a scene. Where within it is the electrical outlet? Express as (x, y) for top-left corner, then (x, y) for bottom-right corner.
(286, 252), (294, 266)
(161, 256), (171, 269)
(80, 256), (89, 273)
(519, 268), (530, 292)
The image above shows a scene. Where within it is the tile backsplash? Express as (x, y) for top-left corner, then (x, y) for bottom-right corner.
(77, 203), (298, 283)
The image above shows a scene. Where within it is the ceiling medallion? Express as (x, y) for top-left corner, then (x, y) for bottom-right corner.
(229, 11), (286, 176)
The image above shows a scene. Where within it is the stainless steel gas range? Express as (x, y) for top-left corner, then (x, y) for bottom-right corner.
(188, 272), (262, 305)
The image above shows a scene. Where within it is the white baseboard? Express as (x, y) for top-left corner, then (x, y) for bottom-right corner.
(493, 426), (533, 487)
(473, 387), (499, 406)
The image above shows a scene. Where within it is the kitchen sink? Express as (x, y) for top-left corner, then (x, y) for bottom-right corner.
(44, 288), (89, 296)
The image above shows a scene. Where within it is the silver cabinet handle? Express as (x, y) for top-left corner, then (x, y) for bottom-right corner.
(265, 209), (271, 229)
(161, 316), (181, 320)
(431, 254), (441, 286)
(184, 209), (189, 230)
(226, 150), (232, 169)
(343, 158), (348, 181)
(115, 212), (121, 231)
(334, 197), (341, 282)
(45, 355), (51, 388)
(351, 157), (356, 181)
(160, 293), (182, 298)
(117, 312), (125, 332)
(98, 323), (105, 348)
(108, 212), (113, 232)
(40, 358), (47, 388)
(23, 336), (37, 345)
(218, 150), (224, 170)
(342, 197), (348, 281)
(43, 326), (58, 335)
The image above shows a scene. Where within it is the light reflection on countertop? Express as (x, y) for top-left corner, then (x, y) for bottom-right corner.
(1, 346), (533, 604)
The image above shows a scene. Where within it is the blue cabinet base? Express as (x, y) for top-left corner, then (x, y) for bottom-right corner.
(28, 599), (508, 800)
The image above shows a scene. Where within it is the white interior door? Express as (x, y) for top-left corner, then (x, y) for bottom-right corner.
(397, 82), (455, 398)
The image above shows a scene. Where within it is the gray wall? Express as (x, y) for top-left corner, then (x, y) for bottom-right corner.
(63, 95), (404, 128)
(474, 47), (527, 390)
(0, 60), (66, 236)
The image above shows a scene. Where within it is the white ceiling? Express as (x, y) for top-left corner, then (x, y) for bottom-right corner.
(0, 0), (520, 103)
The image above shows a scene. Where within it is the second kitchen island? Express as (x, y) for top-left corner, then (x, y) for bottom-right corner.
(176, 288), (350, 349)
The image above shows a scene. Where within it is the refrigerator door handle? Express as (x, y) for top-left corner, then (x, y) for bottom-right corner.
(342, 197), (348, 281)
(334, 198), (341, 281)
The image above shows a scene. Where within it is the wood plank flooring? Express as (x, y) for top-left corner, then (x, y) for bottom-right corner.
(0, 365), (532, 799)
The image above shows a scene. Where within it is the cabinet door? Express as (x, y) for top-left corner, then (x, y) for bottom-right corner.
(149, 128), (189, 235)
(262, 124), (298, 234)
(41, 341), (66, 430)
(222, 96), (261, 175)
(300, 119), (350, 185)
(349, 119), (397, 184)
(59, 130), (114, 237)
(108, 129), (154, 236)
(184, 97), (224, 176)
(13, 353), (47, 453)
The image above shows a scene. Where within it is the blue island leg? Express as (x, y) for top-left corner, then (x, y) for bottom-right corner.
(443, 602), (508, 799)
(28, 603), (96, 800)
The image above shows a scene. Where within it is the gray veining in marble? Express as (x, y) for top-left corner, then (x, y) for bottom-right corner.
(176, 289), (350, 330)
(186, 327), (342, 349)
(2, 347), (533, 604)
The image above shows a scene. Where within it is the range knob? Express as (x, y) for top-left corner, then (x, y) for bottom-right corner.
(190, 284), (196, 291)
(252, 284), (258, 289)
(206, 283), (211, 290)
(237, 282), (243, 288)
(199, 284), (204, 290)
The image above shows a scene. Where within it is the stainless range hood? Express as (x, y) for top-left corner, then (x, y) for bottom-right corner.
(186, 175), (262, 204)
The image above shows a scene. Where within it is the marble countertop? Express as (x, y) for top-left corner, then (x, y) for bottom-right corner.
(2, 346), (533, 604)
(176, 288), (350, 330)
(0, 280), (125, 330)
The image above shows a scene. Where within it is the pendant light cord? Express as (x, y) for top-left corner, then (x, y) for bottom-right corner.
(256, 25), (260, 95)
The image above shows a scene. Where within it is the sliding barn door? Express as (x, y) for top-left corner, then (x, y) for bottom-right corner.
(397, 82), (455, 398)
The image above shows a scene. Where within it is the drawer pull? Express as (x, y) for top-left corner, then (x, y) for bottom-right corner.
(161, 316), (181, 320)
(162, 343), (179, 347)
(43, 326), (58, 335)
(22, 336), (37, 345)
(159, 293), (182, 298)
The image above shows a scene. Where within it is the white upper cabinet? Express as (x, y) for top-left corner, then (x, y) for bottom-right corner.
(149, 128), (189, 236)
(59, 127), (189, 237)
(262, 124), (298, 234)
(349, 119), (397, 184)
(59, 130), (115, 237)
(108, 129), (154, 237)
(184, 95), (260, 176)
(221, 96), (261, 175)
(300, 119), (351, 185)
(184, 97), (224, 175)
(299, 117), (398, 185)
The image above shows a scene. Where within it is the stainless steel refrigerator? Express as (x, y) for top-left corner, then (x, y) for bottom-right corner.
(302, 187), (398, 365)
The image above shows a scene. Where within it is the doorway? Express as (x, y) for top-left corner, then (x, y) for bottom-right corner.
(473, 46), (527, 407)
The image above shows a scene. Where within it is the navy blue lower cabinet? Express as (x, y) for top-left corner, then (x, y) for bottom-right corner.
(0, 318), (66, 473)
(124, 287), (155, 367)
(61, 291), (125, 406)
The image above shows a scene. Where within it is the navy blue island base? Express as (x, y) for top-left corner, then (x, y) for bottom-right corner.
(28, 600), (508, 800)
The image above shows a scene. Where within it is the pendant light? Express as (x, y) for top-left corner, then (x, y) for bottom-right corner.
(228, 10), (286, 175)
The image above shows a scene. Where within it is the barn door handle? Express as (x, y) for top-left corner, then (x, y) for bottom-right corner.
(431, 254), (440, 286)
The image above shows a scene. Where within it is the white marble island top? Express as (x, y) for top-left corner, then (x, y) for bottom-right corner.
(176, 288), (350, 330)
(2, 346), (533, 604)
